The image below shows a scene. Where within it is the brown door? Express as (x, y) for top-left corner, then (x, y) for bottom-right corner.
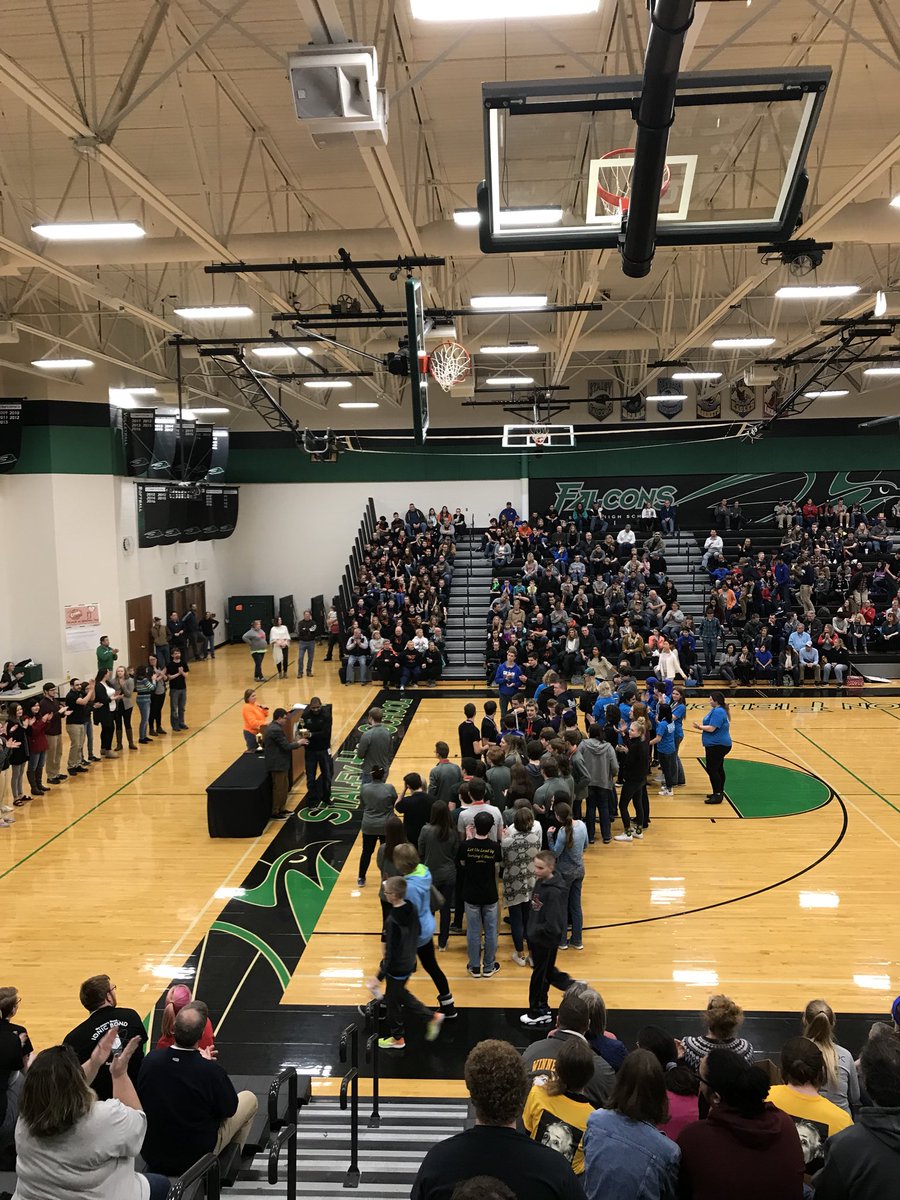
(125, 594), (154, 668)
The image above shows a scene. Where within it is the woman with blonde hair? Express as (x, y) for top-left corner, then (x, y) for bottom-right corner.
(802, 998), (860, 1115)
(681, 994), (754, 1071)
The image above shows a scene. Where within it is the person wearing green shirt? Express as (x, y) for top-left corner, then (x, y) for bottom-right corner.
(95, 637), (118, 674)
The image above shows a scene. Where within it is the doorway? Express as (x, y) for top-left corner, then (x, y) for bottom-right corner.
(165, 582), (207, 658)
(125, 594), (153, 668)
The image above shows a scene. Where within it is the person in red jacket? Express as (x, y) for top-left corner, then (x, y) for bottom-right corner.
(676, 1049), (804, 1200)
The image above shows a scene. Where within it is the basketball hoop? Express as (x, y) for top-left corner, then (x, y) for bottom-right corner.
(428, 341), (472, 392)
(529, 423), (551, 447)
(596, 147), (671, 218)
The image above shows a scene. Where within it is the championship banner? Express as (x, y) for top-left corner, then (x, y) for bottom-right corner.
(764, 377), (786, 420)
(136, 483), (179, 546)
(171, 419), (197, 481)
(149, 418), (176, 480)
(587, 380), (613, 423)
(696, 390), (721, 420)
(210, 486), (239, 539)
(655, 379), (683, 420)
(621, 395), (646, 423)
(177, 487), (206, 543)
(186, 423), (214, 482)
(729, 380), (756, 417)
(0, 402), (23, 474)
(207, 427), (229, 481)
(530, 470), (900, 530)
(120, 408), (156, 477)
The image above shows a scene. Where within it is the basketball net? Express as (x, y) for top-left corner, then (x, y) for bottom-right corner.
(596, 147), (672, 218)
(428, 341), (472, 392)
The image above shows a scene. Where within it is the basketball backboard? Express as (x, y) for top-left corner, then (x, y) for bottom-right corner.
(502, 424), (575, 449)
(477, 67), (831, 254)
(405, 276), (429, 445)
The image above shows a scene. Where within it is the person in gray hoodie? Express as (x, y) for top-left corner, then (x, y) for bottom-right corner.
(814, 1029), (900, 1200)
(573, 724), (619, 844)
(242, 620), (268, 681)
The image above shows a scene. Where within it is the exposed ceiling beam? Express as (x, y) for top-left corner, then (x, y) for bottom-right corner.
(17, 320), (171, 380)
(97, 0), (173, 140)
(869, 0), (900, 61)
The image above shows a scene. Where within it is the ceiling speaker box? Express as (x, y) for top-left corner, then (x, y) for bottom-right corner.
(288, 45), (388, 141)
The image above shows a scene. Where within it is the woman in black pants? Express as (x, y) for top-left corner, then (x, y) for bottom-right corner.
(417, 801), (459, 950)
(147, 654), (168, 735)
(92, 668), (117, 757)
(694, 693), (732, 805)
(614, 719), (650, 842)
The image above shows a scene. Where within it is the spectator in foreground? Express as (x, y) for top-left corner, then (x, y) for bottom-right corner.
(63, 974), (148, 1102)
(676, 1049), (804, 1200)
(522, 986), (615, 1107)
(411, 1038), (582, 1200)
(637, 1025), (700, 1140)
(813, 1028), (900, 1199)
(14, 1032), (170, 1199)
(522, 1036), (595, 1174)
(138, 1006), (258, 1178)
(680, 993), (754, 1071)
(582, 1049), (680, 1200)
(156, 984), (215, 1052)
(0, 986), (31, 1166)
(767, 1036), (851, 1173)
(802, 997), (860, 1115)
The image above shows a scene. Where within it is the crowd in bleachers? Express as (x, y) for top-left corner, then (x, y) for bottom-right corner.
(338, 502), (466, 687)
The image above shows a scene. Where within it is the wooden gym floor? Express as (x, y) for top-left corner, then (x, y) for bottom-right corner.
(3, 644), (899, 1087)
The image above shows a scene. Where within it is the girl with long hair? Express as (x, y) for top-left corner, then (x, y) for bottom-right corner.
(417, 800), (458, 951)
(551, 800), (588, 950)
(801, 998), (860, 1115)
(501, 805), (542, 966)
(156, 984), (215, 1052)
(637, 1024), (700, 1140)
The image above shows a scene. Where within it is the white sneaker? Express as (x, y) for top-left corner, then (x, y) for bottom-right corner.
(614, 831), (633, 842)
(511, 952), (529, 967)
(658, 787), (672, 796)
(0, 804), (12, 813)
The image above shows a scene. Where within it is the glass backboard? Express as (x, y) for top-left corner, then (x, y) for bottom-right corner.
(477, 68), (831, 253)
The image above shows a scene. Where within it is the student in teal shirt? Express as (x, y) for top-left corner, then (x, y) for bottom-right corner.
(693, 694), (732, 805)
(652, 703), (678, 795)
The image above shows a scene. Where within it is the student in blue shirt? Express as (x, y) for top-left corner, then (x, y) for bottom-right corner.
(693, 694), (732, 806)
(493, 649), (524, 719)
(670, 689), (687, 787)
(651, 703), (678, 796)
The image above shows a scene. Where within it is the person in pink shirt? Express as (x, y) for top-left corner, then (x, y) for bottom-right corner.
(638, 1025), (700, 1140)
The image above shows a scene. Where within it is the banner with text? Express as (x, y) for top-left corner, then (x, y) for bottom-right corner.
(529, 470), (900, 529)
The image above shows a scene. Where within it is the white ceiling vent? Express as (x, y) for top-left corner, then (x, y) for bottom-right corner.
(288, 46), (388, 142)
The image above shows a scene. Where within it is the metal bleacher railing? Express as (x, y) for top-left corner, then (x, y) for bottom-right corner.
(338, 498), (376, 617)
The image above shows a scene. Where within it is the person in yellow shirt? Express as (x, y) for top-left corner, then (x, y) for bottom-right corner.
(522, 1036), (595, 1174)
(768, 1036), (852, 1174)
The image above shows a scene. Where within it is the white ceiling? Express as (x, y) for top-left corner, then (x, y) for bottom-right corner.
(0, 0), (898, 431)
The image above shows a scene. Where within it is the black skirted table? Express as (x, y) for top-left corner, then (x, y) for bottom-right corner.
(207, 719), (306, 837)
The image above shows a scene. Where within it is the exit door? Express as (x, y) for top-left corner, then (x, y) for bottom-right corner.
(125, 594), (153, 668)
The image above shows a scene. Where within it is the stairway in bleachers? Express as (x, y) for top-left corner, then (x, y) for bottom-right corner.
(443, 531), (491, 679)
(232, 1097), (470, 1197)
(662, 531), (706, 617)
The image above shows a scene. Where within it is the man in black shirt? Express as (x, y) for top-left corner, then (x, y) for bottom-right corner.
(263, 708), (305, 820)
(412, 1038), (582, 1200)
(459, 810), (503, 978)
(396, 772), (432, 844)
(64, 677), (94, 775)
(63, 973), (147, 1100)
(138, 1005), (258, 1177)
(299, 696), (333, 803)
(166, 649), (189, 731)
(458, 703), (481, 760)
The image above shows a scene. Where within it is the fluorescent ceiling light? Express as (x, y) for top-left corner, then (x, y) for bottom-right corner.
(487, 375), (535, 386)
(453, 209), (481, 227)
(173, 305), (254, 319)
(874, 290), (888, 317)
(647, 393), (688, 402)
(412, 0), (600, 19)
(799, 890), (840, 909)
(339, 401), (380, 409)
(853, 973), (891, 991)
(498, 207), (564, 226)
(890, 194), (900, 209)
(121, 387), (158, 395)
(32, 220), (145, 241)
(863, 366), (900, 377)
(672, 968), (719, 987)
(470, 294), (548, 311)
(189, 407), (229, 415)
(710, 337), (776, 349)
(303, 378), (353, 389)
(804, 390), (849, 398)
(775, 284), (860, 299)
(480, 344), (541, 355)
(672, 371), (722, 381)
(32, 357), (93, 369)
(251, 345), (313, 358)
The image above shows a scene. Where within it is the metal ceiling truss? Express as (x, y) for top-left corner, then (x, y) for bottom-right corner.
(200, 350), (306, 446)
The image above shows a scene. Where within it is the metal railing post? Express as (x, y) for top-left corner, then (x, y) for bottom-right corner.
(339, 1022), (361, 1188)
(167, 1153), (221, 1199)
(266, 1067), (298, 1200)
(365, 1031), (382, 1128)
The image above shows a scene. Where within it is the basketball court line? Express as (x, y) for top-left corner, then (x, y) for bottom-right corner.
(742, 709), (900, 853)
(796, 731), (900, 818)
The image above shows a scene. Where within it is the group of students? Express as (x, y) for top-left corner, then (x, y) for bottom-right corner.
(410, 990), (900, 1200)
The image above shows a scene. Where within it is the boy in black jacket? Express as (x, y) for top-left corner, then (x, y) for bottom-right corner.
(520, 851), (575, 1027)
(369, 877), (444, 1051)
